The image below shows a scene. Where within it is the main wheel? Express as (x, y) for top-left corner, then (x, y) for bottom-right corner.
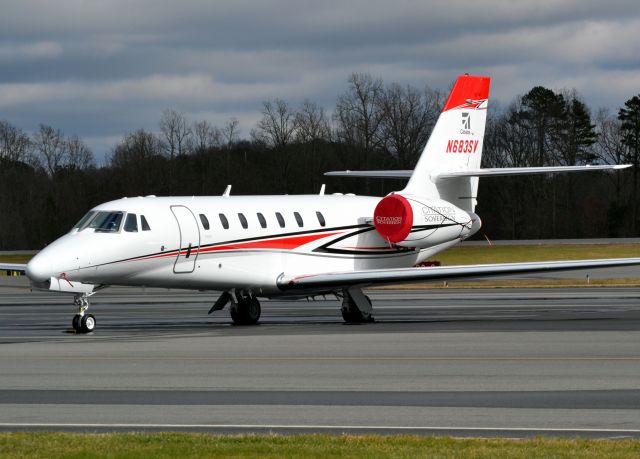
(341, 308), (364, 323)
(230, 305), (242, 324)
(72, 314), (82, 331)
(341, 296), (374, 323)
(230, 297), (261, 325)
(245, 297), (261, 324)
(80, 314), (96, 333)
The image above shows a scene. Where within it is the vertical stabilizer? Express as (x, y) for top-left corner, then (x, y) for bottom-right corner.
(402, 75), (491, 212)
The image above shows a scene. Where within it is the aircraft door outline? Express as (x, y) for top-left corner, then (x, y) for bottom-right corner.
(170, 205), (201, 273)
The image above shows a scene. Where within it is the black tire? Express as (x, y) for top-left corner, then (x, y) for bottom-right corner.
(341, 296), (374, 323)
(230, 297), (261, 325)
(230, 305), (242, 325)
(245, 297), (261, 325)
(80, 314), (96, 333)
(72, 314), (82, 331)
(341, 308), (363, 323)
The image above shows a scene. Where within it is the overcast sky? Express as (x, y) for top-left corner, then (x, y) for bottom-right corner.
(1, 0), (638, 163)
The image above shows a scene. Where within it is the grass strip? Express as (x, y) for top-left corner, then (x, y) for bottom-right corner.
(434, 243), (640, 265)
(1, 432), (639, 459)
(0, 254), (32, 264)
(376, 278), (640, 289)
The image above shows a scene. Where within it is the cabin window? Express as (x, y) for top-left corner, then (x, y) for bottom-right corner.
(89, 211), (124, 233)
(141, 215), (151, 231)
(257, 212), (267, 228)
(219, 213), (229, 229)
(316, 211), (326, 227)
(124, 213), (138, 232)
(72, 211), (96, 230)
(238, 213), (248, 229)
(199, 214), (210, 230)
(275, 212), (285, 228)
(294, 212), (303, 227)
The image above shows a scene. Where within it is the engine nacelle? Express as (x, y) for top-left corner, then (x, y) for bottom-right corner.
(373, 193), (480, 248)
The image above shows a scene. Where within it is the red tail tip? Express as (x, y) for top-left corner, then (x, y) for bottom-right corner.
(443, 75), (491, 112)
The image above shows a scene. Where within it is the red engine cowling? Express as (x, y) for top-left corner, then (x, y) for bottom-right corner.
(373, 194), (414, 243)
(373, 193), (479, 248)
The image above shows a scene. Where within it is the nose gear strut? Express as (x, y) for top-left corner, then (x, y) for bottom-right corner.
(72, 292), (97, 333)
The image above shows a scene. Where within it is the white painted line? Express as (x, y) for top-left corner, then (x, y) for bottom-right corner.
(0, 423), (639, 433)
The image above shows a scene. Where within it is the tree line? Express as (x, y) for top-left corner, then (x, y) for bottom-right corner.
(1, 73), (639, 249)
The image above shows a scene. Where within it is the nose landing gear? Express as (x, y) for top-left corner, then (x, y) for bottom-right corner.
(71, 293), (96, 333)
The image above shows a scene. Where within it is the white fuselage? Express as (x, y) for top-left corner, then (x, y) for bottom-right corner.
(26, 194), (473, 296)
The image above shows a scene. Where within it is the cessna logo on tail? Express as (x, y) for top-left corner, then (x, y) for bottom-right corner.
(460, 112), (471, 134)
(462, 112), (470, 130)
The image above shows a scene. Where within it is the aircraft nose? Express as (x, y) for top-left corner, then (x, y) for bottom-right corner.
(26, 254), (52, 283)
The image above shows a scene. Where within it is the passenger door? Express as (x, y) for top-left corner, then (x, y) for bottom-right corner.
(170, 205), (201, 273)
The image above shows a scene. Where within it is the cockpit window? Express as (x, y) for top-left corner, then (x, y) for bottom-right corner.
(89, 211), (124, 233)
(72, 211), (96, 230)
(124, 213), (138, 232)
(141, 215), (151, 231)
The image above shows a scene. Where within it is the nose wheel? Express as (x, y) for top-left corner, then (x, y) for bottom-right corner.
(71, 293), (96, 333)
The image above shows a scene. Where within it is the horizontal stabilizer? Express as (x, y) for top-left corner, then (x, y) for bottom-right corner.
(324, 170), (412, 178)
(324, 165), (630, 181)
(433, 164), (631, 181)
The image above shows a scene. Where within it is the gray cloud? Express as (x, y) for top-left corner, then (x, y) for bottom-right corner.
(0, 0), (638, 162)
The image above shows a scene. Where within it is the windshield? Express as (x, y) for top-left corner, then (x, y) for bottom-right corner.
(88, 211), (124, 233)
(72, 211), (97, 231)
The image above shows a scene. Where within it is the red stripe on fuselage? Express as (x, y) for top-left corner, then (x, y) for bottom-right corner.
(198, 232), (342, 253)
(125, 231), (343, 263)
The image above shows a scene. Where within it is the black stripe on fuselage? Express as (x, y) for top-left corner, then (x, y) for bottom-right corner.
(93, 224), (369, 268)
(313, 227), (413, 255)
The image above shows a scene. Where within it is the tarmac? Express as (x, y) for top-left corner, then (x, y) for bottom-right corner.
(0, 278), (639, 438)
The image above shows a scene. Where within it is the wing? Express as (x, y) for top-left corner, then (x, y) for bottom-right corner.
(278, 258), (640, 291)
(0, 263), (27, 275)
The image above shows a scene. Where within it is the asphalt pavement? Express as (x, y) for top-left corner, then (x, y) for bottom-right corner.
(0, 282), (639, 438)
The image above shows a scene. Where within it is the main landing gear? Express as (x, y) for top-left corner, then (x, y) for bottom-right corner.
(341, 287), (375, 323)
(209, 288), (375, 325)
(230, 296), (261, 325)
(71, 293), (96, 333)
(209, 291), (262, 326)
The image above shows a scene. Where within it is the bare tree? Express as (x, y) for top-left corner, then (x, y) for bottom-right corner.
(0, 120), (32, 163)
(221, 117), (240, 149)
(111, 129), (161, 167)
(65, 135), (94, 170)
(252, 99), (298, 192)
(159, 109), (192, 158)
(192, 120), (221, 152)
(334, 73), (384, 154)
(379, 83), (438, 168)
(253, 99), (296, 148)
(594, 108), (625, 166)
(294, 100), (331, 143)
(33, 124), (67, 175)
(294, 100), (331, 191)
